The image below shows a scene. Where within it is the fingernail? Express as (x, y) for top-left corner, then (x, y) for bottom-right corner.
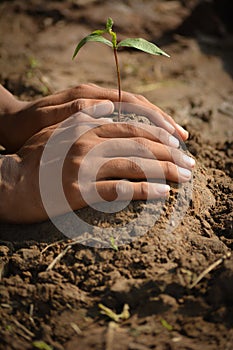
(176, 123), (189, 138)
(182, 154), (195, 167)
(164, 120), (175, 134)
(104, 118), (114, 123)
(95, 101), (114, 116)
(153, 183), (170, 196)
(178, 167), (192, 179)
(168, 135), (179, 148)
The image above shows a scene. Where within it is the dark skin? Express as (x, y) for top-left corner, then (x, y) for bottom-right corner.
(0, 83), (194, 223)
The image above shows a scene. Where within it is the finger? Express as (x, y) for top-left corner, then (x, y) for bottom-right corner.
(34, 85), (98, 107)
(121, 94), (189, 141)
(94, 180), (170, 202)
(99, 138), (195, 169)
(63, 112), (114, 127)
(35, 84), (118, 107)
(95, 122), (180, 147)
(73, 84), (189, 140)
(128, 98), (189, 141)
(67, 180), (170, 212)
(38, 99), (114, 128)
(37, 83), (188, 140)
(97, 157), (192, 183)
(115, 102), (177, 135)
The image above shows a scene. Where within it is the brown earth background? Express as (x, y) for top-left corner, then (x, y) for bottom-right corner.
(0, 1), (233, 349)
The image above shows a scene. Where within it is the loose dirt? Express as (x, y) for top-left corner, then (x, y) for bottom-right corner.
(0, 1), (232, 349)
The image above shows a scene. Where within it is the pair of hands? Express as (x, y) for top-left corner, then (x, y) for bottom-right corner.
(0, 83), (194, 223)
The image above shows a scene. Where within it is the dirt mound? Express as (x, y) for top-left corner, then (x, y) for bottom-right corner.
(0, 128), (232, 350)
(0, 0), (232, 349)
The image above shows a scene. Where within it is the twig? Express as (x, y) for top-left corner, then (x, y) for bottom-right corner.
(29, 304), (36, 327)
(44, 237), (88, 271)
(40, 240), (65, 255)
(46, 245), (72, 271)
(69, 238), (91, 246)
(189, 251), (231, 289)
(45, 235), (112, 271)
(68, 237), (110, 248)
(12, 319), (35, 338)
(41, 237), (86, 257)
(70, 322), (82, 336)
(15, 329), (32, 341)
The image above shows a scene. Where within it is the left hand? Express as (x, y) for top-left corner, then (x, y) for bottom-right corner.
(0, 83), (188, 152)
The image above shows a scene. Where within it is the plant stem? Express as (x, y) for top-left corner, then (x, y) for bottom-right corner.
(113, 47), (122, 121)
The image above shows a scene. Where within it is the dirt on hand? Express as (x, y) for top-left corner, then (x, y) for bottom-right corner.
(0, 1), (233, 350)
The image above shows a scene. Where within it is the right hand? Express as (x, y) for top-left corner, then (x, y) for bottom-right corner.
(0, 110), (195, 224)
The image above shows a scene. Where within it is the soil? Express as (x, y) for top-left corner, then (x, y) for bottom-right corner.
(0, 1), (233, 350)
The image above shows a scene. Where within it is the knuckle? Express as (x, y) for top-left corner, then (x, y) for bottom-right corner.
(71, 84), (91, 99)
(134, 93), (148, 103)
(156, 127), (166, 143)
(140, 182), (149, 198)
(163, 161), (175, 178)
(129, 157), (142, 173)
(134, 93), (143, 100)
(71, 157), (82, 170)
(64, 84), (92, 102)
(113, 158), (124, 171)
(125, 123), (138, 137)
(75, 83), (89, 92)
(170, 148), (180, 164)
(72, 136), (97, 156)
(72, 140), (87, 155)
(70, 99), (86, 114)
(76, 99), (86, 111)
(69, 100), (78, 115)
(134, 138), (149, 155)
(135, 137), (146, 146)
(116, 181), (131, 196)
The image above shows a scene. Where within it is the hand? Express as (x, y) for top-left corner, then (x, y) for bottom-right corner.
(0, 83), (188, 152)
(0, 112), (194, 223)
(83, 84), (189, 140)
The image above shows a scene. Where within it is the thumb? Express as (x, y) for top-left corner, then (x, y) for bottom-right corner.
(39, 99), (114, 127)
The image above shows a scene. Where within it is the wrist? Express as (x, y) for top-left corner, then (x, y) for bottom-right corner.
(0, 154), (21, 222)
(0, 85), (27, 115)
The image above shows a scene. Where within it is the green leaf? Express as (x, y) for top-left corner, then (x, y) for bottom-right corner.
(117, 38), (170, 57)
(92, 30), (105, 35)
(106, 17), (114, 31)
(72, 34), (112, 59)
(32, 341), (53, 350)
(160, 318), (173, 331)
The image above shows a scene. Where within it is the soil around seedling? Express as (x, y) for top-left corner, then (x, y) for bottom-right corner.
(0, 1), (233, 350)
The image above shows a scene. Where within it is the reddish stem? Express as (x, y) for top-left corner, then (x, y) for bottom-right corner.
(113, 47), (121, 121)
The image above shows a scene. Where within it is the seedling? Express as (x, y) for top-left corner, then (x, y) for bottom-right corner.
(73, 17), (169, 120)
(109, 236), (118, 251)
(98, 303), (130, 322)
